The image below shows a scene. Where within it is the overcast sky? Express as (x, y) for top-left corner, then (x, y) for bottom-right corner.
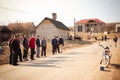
(0, 0), (120, 26)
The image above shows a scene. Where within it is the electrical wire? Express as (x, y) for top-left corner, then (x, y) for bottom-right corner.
(0, 6), (45, 16)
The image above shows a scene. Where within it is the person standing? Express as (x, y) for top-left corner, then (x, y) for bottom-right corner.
(113, 36), (118, 47)
(23, 34), (29, 61)
(12, 35), (19, 66)
(28, 34), (36, 60)
(41, 37), (47, 57)
(51, 36), (57, 55)
(104, 35), (107, 41)
(9, 35), (14, 64)
(17, 34), (23, 62)
(56, 36), (60, 53)
(102, 35), (104, 41)
(59, 36), (64, 53)
(36, 35), (41, 58)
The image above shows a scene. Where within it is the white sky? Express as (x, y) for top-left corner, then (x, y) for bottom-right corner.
(0, 0), (120, 26)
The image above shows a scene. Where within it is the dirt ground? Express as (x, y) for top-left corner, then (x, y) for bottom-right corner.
(0, 39), (120, 80)
(108, 44), (120, 80)
(0, 33), (120, 80)
(94, 39), (120, 80)
(0, 39), (92, 65)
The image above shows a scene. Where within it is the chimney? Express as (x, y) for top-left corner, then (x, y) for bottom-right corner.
(52, 13), (57, 20)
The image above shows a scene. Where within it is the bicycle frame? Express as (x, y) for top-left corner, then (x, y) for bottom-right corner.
(99, 45), (111, 68)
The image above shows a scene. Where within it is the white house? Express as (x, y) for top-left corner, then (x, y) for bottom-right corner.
(116, 23), (120, 32)
(36, 13), (70, 40)
(75, 18), (105, 35)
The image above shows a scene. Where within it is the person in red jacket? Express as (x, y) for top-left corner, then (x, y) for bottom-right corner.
(28, 34), (36, 60)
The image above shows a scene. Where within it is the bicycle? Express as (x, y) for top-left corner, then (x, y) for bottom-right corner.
(99, 45), (111, 68)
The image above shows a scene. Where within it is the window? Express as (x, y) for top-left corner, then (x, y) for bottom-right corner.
(86, 24), (89, 27)
(78, 26), (82, 32)
(91, 24), (93, 26)
(117, 27), (120, 32)
(94, 24), (97, 26)
(100, 24), (102, 26)
(87, 29), (90, 32)
(88, 20), (95, 23)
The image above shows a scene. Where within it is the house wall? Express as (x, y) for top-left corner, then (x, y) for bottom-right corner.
(56, 28), (69, 39)
(76, 23), (105, 34)
(75, 24), (85, 37)
(36, 20), (69, 40)
(116, 23), (120, 32)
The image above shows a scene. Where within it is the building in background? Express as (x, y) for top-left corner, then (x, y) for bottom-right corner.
(36, 13), (70, 40)
(0, 25), (11, 43)
(7, 22), (36, 35)
(75, 18), (105, 35)
(116, 23), (120, 32)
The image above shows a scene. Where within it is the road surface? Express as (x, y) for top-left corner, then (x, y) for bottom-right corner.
(0, 39), (119, 80)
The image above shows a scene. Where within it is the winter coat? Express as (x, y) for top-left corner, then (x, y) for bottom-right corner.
(28, 37), (35, 48)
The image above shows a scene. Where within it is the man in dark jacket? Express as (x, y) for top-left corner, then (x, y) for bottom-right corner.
(113, 36), (118, 47)
(36, 35), (41, 58)
(12, 35), (19, 66)
(23, 34), (29, 61)
(52, 36), (57, 55)
(59, 36), (64, 53)
(56, 36), (60, 53)
(9, 35), (14, 64)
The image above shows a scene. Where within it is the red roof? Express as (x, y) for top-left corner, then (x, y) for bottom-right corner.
(76, 18), (105, 24)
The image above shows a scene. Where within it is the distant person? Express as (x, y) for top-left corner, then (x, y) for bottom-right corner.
(41, 37), (47, 57)
(104, 35), (107, 41)
(23, 34), (29, 61)
(102, 35), (104, 41)
(59, 36), (64, 53)
(36, 35), (41, 58)
(95, 36), (97, 40)
(9, 35), (14, 64)
(28, 34), (36, 60)
(11, 35), (19, 66)
(113, 36), (118, 47)
(51, 36), (57, 55)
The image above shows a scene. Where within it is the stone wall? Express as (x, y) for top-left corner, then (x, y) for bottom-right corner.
(36, 19), (69, 40)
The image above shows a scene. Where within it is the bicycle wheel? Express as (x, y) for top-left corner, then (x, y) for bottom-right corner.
(101, 55), (110, 67)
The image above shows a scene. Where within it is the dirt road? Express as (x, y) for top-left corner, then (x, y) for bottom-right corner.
(0, 39), (120, 80)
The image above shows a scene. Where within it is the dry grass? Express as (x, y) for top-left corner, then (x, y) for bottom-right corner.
(0, 32), (120, 65)
(0, 46), (9, 65)
(0, 40), (93, 65)
(94, 32), (120, 40)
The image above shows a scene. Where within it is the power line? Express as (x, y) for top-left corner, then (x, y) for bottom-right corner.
(0, 6), (45, 17)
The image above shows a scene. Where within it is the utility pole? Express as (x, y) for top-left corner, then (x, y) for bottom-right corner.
(74, 18), (76, 40)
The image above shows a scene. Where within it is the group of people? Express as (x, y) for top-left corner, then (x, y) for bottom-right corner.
(52, 36), (64, 55)
(9, 34), (23, 66)
(102, 35), (107, 41)
(9, 34), (64, 66)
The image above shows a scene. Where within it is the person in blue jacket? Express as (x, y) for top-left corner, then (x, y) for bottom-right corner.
(51, 36), (57, 55)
